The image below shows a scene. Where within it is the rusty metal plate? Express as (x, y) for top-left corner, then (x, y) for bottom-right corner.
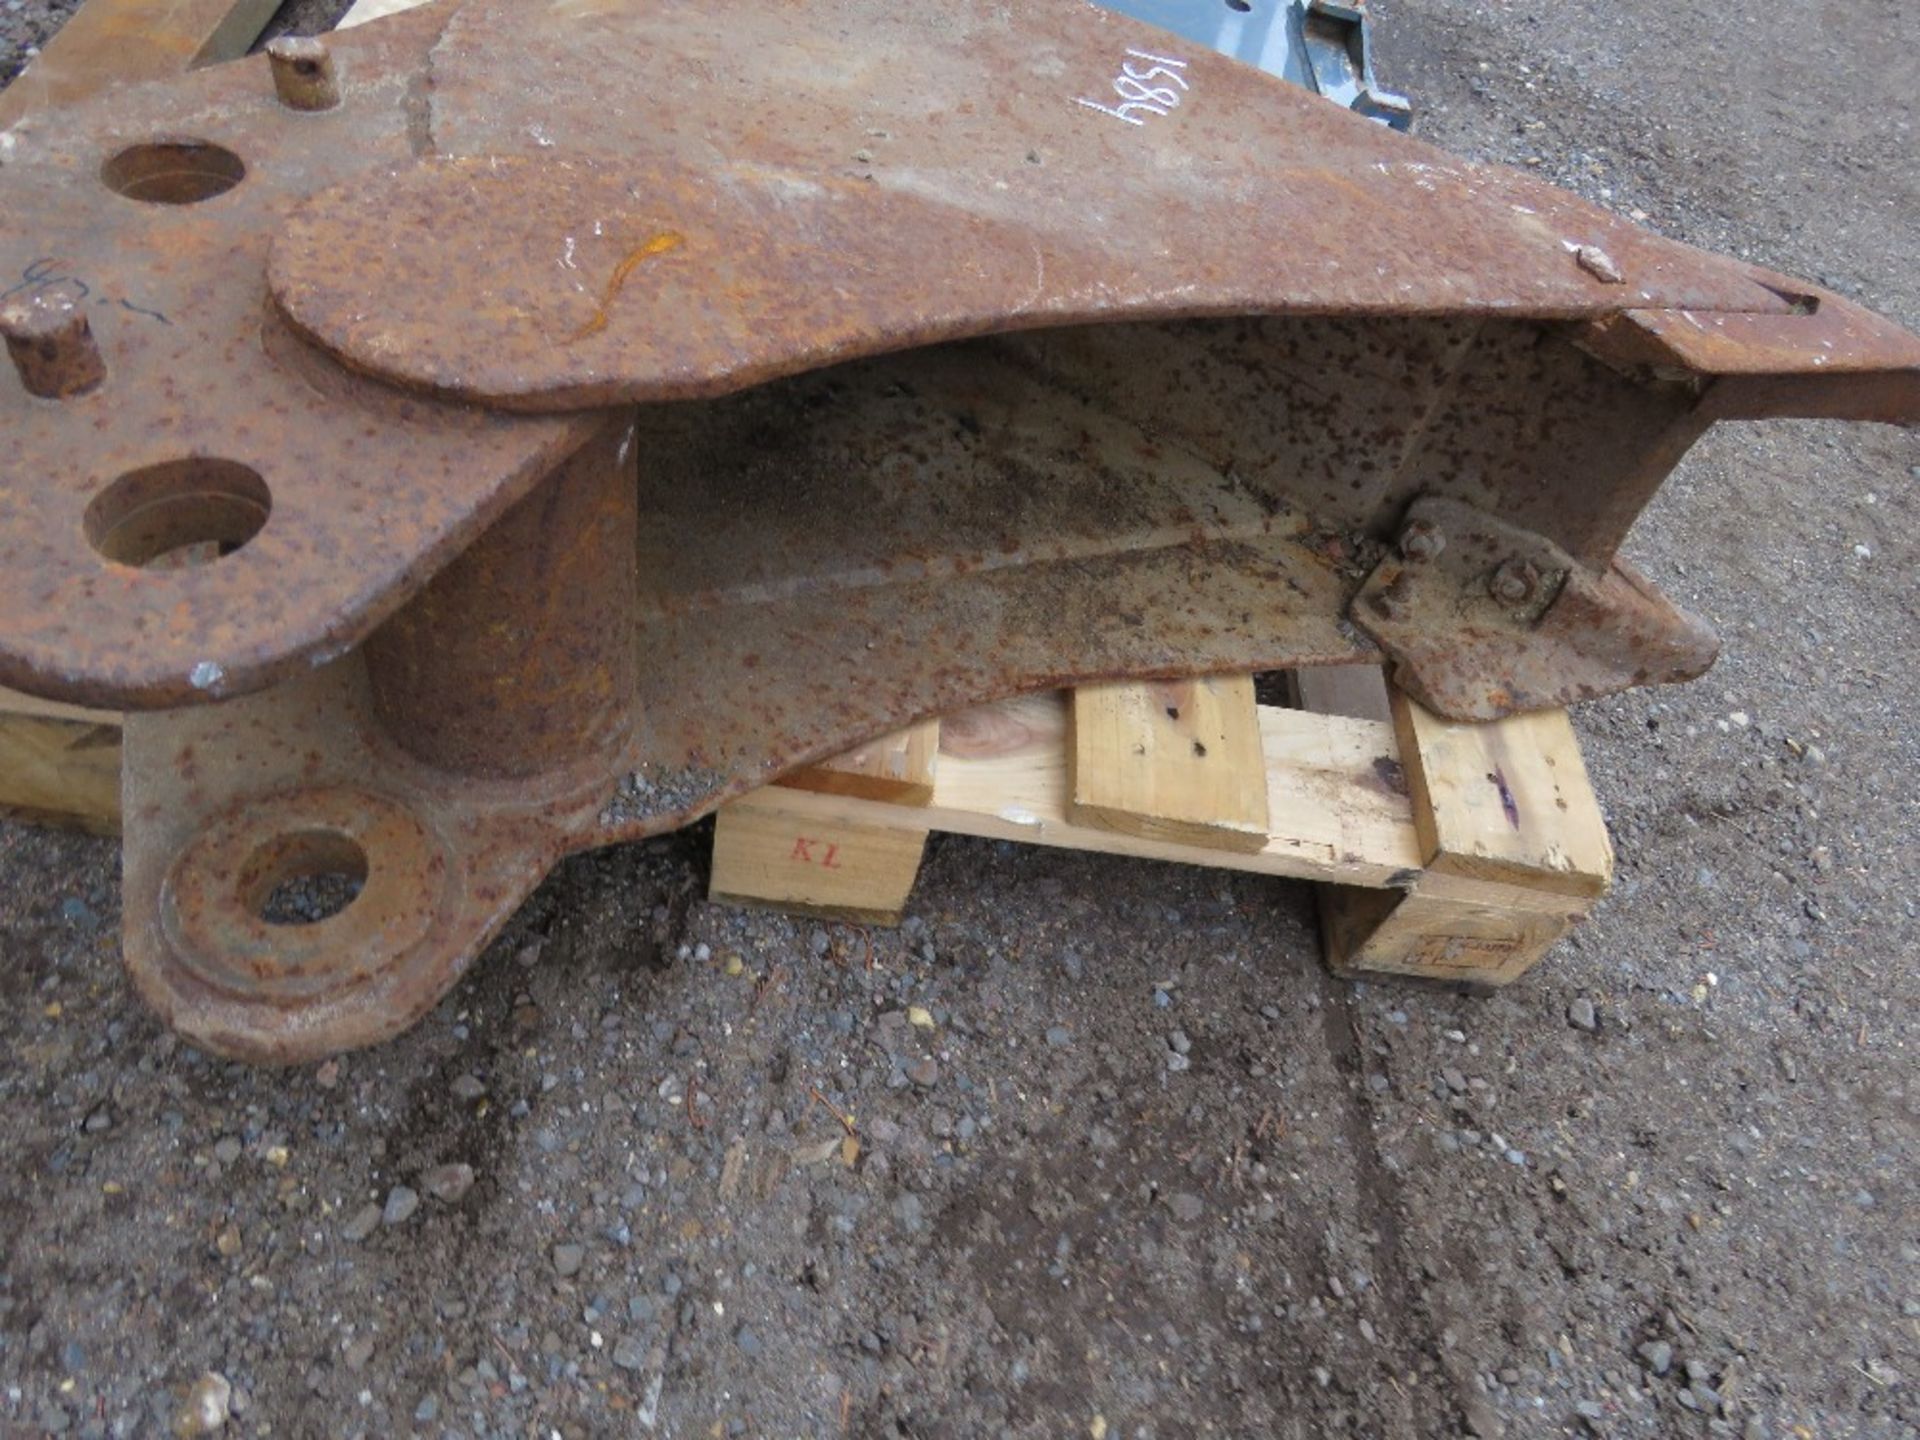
(122, 661), (592, 1061)
(0, 8), (603, 707)
(1577, 281), (1920, 424)
(0, 0), (1915, 712)
(267, 0), (1824, 409)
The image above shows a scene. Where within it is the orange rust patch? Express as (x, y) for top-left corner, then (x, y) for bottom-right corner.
(567, 231), (684, 343)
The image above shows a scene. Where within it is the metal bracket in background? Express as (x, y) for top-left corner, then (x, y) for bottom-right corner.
(1352, 497), (1721, 720)
(1301, 0), (1413, 127)
(1102, 0), (1411, 127)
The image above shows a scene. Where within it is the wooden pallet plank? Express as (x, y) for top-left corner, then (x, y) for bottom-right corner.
(1068, 676), (1269, 853)
(0, 688), (121, 835)
(723, 690), (1422, 890)
(1391, 688), (1613, 899)
(709, 787), (928, 925)
(1258, 704), (1418, 881)
(1409, 869), (1597, 917)
(779, 717), (939, 807)
(0, 0), (281, 126)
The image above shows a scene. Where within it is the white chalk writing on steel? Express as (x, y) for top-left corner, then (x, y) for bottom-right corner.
(1076, 49), (1190, 126)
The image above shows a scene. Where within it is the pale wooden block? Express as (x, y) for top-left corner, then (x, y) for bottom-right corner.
(1320, 886), (1583, 987)
(0, 686), (118, 727)
(0, 689), (122, 835)
(709, 787), (928, 926)
(1297, 664), (1603, 986)
(779, 716), (938, 807)
(1257, 705), (1419, 880)
(935, 689), (1421, 885)
(1411, 869), (1598, 918)
(1069, 676), (1269, 853)
(1391, 689), (1613, 899)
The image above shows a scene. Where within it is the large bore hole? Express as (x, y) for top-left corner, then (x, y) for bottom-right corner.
(100, 140), (246, 205)
(240, 829), (369, 927)
(84, 458), (270, 569)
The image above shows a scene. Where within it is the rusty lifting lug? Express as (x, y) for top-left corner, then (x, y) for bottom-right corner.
(0, 0), (1915, 1061)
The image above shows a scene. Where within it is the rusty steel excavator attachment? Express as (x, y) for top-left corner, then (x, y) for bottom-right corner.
(0, 0), (1914, 1060)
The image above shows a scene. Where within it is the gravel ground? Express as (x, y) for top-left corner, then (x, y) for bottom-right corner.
(1, 2), (1916, 1438)
(0, 0), (78, 86)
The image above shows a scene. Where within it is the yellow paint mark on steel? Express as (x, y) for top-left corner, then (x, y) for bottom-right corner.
(567, 232), (684, 343)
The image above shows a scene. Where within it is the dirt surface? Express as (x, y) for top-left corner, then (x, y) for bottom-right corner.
(1, 2), (1916, 1438)
(0, 0), (76, 86)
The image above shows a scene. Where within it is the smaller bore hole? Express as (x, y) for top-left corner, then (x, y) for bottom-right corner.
(1226, 0), (1253, 10)
(85, 458), (270, 569)
(241, 829), (369, 927)
(100, 140), (245, 205)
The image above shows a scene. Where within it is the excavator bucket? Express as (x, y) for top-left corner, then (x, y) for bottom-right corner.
(0, 0), (1913, 1059)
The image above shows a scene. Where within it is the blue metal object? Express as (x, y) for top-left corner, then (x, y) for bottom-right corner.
(1098, 0), (1412, 127)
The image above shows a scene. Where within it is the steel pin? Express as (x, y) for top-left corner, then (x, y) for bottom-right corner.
(267, 36), (341, 112)
(2, 291), (106, 399)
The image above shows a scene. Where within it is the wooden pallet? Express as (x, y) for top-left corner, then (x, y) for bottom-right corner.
(710, 665), (1612, 987)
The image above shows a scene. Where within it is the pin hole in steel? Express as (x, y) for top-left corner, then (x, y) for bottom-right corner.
(83, 458), (271, 570)
(99, 140), (246, 205)
(238, 828), (368, 927)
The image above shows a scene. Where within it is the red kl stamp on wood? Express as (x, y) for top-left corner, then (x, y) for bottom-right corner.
(789, 837), (843, 869)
